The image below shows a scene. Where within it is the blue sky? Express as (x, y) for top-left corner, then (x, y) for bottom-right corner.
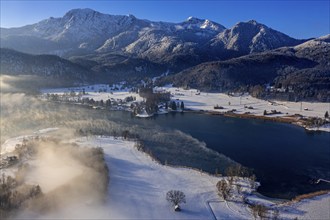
(0, 0), (329, 39)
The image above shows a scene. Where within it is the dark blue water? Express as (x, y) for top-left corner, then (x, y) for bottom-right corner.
(100, 110), (330, 199)
(144, 113), (330, 199)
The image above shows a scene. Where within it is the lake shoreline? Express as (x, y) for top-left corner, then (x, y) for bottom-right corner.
(182, 108), (330, 133)
(34, 100), (330, 200)
(40, 84), (330, 133)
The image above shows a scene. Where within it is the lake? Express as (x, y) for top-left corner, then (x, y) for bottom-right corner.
(4, 96), (328, 199)
(105, 111), (330, 199)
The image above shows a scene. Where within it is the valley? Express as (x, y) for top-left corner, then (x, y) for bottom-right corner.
(1, 5), (329, 220)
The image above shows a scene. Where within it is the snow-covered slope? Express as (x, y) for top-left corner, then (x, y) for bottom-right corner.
(1, 9), (221, 57)
(181, 16), (225, 32)
(1, 8), (304, 64)
(293, 34), (330, 66)
(294, 35), (330, 50)
(210, 20), (303, 54)
(2, 9), (134, 50)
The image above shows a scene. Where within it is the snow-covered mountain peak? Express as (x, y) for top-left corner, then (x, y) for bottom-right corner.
(186, 16), (198, 22)
(211, 19), (302, 53)
(1, 8), (303, 60)
(62, 8), (124, 25)
(62, 8), (106, 24)
(64, 8), (99, 17)
(127, 14), (136, 19)
(183, 17), (225, 32)
(233, 20), (263, 29)
(247, 20), (258, 25)
(29, 8), (137, 48)
(186, 16), (204, 23)
(228, 20), (269, 37)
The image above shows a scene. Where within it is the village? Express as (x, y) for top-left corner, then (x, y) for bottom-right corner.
(42, 83), (330, 132)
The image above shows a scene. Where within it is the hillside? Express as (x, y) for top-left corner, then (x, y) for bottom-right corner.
(0, 48), (92, 90)
(69, 53), (167, 84)
(160, 36), (330, 101)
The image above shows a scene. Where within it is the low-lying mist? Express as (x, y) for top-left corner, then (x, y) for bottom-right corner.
(1, 86), (238, 218)
(1, 92), (236, 173)
(1, 137), (109, 219)
(0, 74), (76, 94)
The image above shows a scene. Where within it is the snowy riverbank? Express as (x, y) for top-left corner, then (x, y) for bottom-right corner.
(1, 130), (329, 219)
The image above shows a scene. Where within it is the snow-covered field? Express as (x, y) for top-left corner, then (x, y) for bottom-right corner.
(74, 136), (252, 219)
(156, 86), (330, 118)
(42, 84), (329, 121)
(2, 130), (329, 219)
(156, 86), (330, 132)
(41, 84), (330, 130)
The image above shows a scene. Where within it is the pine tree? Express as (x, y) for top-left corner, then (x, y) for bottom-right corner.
(325, 111), (329, 118)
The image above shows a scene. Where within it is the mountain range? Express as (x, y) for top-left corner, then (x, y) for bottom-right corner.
(1, 8), (329, 101)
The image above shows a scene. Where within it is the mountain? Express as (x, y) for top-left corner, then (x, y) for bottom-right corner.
(1, 8), (305, 72)
(0, 9), (224, 57)
(2, 8), (327, 101)
(208, 20), (305, 57)
(0, 9), (136, 56)
(159, 36), (330, 101)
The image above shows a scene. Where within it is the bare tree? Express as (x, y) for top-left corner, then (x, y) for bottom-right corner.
(250, 204), (269, 220)
(216, 180), (231, 200)
(166, 190), (186, 207)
